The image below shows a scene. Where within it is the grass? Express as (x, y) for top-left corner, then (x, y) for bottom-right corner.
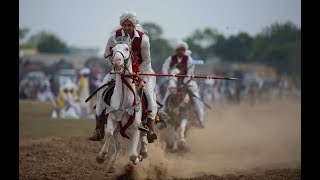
(19, 100), (95, 141)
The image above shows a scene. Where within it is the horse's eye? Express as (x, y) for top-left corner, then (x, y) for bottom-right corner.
(125, 48), (129, 51)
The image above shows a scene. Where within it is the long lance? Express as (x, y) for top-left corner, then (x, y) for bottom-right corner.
(109, 72), (239, 109)
(112, 73), (240, 80)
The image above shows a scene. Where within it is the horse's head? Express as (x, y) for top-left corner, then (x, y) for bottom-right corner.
(110, 36), (132, 73)
(168, 67), (181, 94)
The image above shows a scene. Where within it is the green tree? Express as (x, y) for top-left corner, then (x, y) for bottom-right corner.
(19, 27), (37, 49)
(213, 32), (253, 62)
(250, 22), (300, 78)
(29, 31), (68, 53)
(19, 27), (29, 40)
(141, 22), (163, 41)
(141, 22), (173, 72)
(185, 28), (224, 59)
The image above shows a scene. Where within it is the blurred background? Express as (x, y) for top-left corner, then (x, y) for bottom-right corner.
(19, 0), (301, 179)
(19, 0), (300, 104)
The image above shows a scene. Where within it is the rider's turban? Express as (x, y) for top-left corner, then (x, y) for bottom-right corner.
(175, 41), (189, 50)
(120, 11), (139, 26)
(80, 68), (90, 75)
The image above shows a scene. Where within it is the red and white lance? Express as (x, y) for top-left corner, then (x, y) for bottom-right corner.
(115, 73), (240, 80)
(85, 72), (239, 106)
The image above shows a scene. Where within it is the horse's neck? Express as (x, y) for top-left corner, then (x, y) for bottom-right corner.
(111, 73), (136, 110)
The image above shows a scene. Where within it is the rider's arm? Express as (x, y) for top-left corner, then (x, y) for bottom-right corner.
(187, 55), (195, 75)
(140, 34), (153, 73)
(182, 55), (195, 83)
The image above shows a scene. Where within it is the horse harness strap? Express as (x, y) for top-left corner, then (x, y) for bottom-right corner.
(108, 50), (131, 66)
(85, 80), (115, 103)
(99, 74), (141, 139)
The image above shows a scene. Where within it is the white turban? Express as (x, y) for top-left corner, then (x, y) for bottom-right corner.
(80, 68), (90, 75)
(119, 11), (139, 26)
(175, 41), (189, 50)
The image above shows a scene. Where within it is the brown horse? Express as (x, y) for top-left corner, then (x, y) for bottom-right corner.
(165, 68), (197, 152)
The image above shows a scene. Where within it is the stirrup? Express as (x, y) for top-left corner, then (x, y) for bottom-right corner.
(138, 124), (149, 132)
(147, 133), (157, 143)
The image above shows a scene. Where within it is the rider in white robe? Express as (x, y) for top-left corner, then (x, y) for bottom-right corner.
(161, 41), (205, 128)
(88, 11), (158, 143)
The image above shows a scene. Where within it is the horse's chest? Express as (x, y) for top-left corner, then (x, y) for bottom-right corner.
(167, 94), (190, 117)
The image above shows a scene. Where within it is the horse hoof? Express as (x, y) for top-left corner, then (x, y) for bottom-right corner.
(179, 140), (186, 148)
(138, 154), (144, 162)
(96, 154), (105, 164)
(140, 152), (148, 159)
(147, 134), (157, 143)
(171, 148), (178, 153)
(130, 156), (139, 165)
(107, 166), (116, 173)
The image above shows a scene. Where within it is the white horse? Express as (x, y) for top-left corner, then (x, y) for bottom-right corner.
(165, 68), (195, 152)
(95, 37), (148, 173)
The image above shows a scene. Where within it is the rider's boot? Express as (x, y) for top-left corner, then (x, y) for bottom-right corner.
(146, 118), (157, 143)
(138, 110), (151, 133)
(87, 114), (105, 141)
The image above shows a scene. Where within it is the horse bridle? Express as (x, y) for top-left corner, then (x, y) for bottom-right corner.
(104, 42), (132, 70)
(106, 52), (131, 68)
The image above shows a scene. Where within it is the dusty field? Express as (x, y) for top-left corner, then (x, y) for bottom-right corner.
(19, 98), (301, 180)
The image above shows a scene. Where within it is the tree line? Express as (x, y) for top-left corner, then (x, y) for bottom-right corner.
(19, 21), (300, 84)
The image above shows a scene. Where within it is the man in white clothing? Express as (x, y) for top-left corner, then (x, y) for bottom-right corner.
(161, 41), (205, 128)
(88, 11), (158, 143)
(78, 68), (93, 118)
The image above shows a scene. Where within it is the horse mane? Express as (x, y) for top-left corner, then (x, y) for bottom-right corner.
(114, 36), (129, 44)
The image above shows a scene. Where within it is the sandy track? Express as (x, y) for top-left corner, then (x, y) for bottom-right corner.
(19, 99), (301, 179)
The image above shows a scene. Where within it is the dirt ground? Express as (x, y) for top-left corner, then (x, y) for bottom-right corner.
(19, 98), (301, 180)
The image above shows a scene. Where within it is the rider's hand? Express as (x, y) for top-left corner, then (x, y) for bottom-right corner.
(136, 79), (145, 89)
(132, 72), (140, 82)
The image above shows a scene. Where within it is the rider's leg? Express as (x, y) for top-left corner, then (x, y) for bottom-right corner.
(188, 81), (205, 128)
(139, 89), (158, 143)
(138, 76), (158, 143)
(160, 89), (171, 112)
(88, 73), (115, 141)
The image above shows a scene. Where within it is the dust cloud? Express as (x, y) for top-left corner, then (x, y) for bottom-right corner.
(113, 99), (300, 179)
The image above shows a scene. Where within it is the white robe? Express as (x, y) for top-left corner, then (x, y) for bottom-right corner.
(96, 29), (157, 119)
(161, 55), (204, 123)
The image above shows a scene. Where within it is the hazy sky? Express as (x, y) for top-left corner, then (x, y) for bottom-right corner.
(19, 0), (301, 55)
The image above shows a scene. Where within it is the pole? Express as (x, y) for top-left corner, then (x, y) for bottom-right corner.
(110, 72), (239, 80)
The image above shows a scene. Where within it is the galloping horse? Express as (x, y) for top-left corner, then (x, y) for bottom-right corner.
(95, 36), (148, 173)
(165, 68), (197, 152)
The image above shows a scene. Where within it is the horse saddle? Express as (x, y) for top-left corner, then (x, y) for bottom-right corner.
(96, 81), (150, 124)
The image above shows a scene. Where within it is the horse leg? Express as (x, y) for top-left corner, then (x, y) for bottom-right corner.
(172, 126), (178, 152)
(139, 132), (148, 159)
(179, 119), (187, 149)
(96, 119), (115, 164)
(129, 129), (143, 165)
(107, 130), (122, 174)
